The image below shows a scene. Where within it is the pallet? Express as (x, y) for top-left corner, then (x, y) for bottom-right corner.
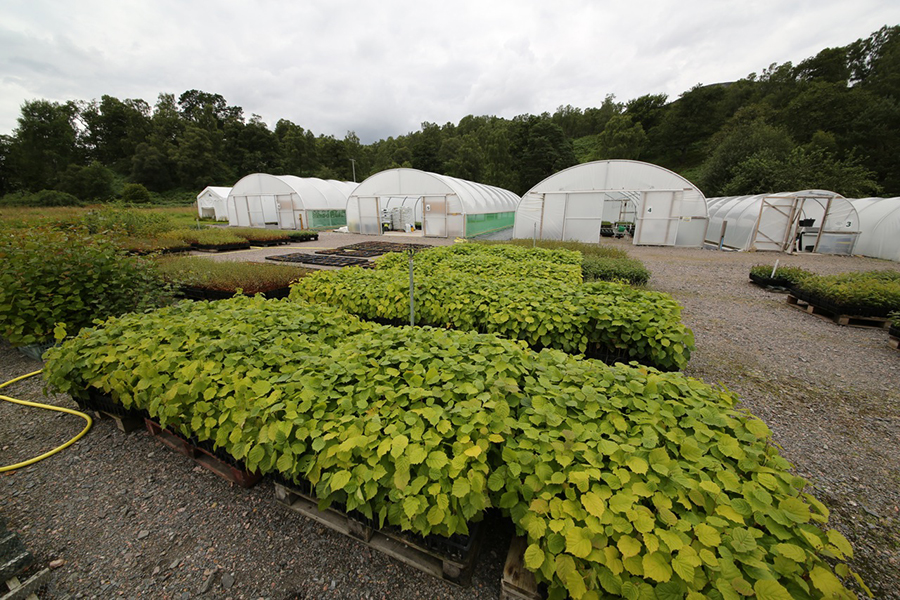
(786, 295), (892, 329)
(2, 569), (50, 600)
(144, 419), (262, 488)
(890, 336), (899, 350)
(274, 482), (479, 586)
(91, 409), (143, 433)
(500, 536), (541, 600)
(265, 253), (374, 268)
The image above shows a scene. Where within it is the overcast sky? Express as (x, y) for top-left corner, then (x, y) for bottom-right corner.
(1, 1), (898, 143)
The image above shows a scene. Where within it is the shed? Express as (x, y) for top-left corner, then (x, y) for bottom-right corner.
(705, 190), (860, 254)
(226, 174), (357, 230)
(513, 160), (709, 246)
(197, 186), (231, 221)
(346, 169), (519, 237)
(848, 197), (900, 262)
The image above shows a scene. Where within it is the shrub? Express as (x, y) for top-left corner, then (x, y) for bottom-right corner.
(44, 296), (865, 598)
(0, 190), (84, 207)
(158, 257), (311, 294)
(291, 268), (693, 371)
(73, 206), (175, 237)
(56, 162), (115, 202)
(227, 227), (293, 243)
(120, 183), (152, 204)
(0, 229), (171, 346)
(114, 236), (192, 255)
(582, 255), (650, 285)
(479, 238), (631, 260)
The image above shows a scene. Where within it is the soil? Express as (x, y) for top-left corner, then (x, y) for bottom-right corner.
(1, 232), (899, 599)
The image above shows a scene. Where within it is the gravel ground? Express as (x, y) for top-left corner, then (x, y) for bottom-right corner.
(2, 234), (899, 599)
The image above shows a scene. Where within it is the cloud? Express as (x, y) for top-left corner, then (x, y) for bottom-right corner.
(0, 0), (898, 142)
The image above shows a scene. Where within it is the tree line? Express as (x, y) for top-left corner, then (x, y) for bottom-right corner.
(1, 25), (897, 204)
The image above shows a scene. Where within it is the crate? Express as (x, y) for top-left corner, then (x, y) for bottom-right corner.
(500, 536), (542, 600)
(786, 295), (892, 329)
(274, 482), (481, 586)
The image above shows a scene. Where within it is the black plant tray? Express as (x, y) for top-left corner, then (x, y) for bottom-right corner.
(245, 239), (291, 247)
(791, 288), (895, 319)
(889, 325), (900, 339)
(266, 253), (375, 268)
(316, 241), (430, 258)
(178, 285), (292, 301)
(287, 233), (319, 242)
(74, 388), (147, 419)
(600, 228), (615, 237)
(749, 272), (794, 289)
(192, 242), (251, 252)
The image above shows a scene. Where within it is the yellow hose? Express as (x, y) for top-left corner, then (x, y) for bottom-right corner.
(0, 370), (93, 472)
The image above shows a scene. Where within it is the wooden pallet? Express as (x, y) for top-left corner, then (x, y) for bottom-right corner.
(500, 536), (541, 600)
(890, 335), (899, 350)
(786, 295), (892, 329)
(274, 482), (480, 586)
(91, 409), (143, 433)
(2, 569), (50, 600)
(144, 419), (262, 488)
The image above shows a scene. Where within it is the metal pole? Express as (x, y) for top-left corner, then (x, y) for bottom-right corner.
(770, 259), (780, 279)
(350, 159), (357, 183)
(408, 248), (415, 327)
(533, 223), (537, 247)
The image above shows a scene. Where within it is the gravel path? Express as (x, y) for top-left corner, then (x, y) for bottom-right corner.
(2, 237), (899, 599)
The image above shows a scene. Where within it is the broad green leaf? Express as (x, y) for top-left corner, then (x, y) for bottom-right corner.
(617, 535), (642, 558)
(582, 492), (606, 518)
(779, 497), (811, 523)
(330, 470), (352, 491)
(753, 579), (794, 600)
(642, 551), (672, 582)
(524, 544), (545, 570)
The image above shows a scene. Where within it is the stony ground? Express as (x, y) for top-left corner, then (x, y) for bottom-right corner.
(1, 233), (899, 599)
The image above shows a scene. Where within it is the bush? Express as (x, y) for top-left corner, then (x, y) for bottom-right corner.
(120, 183), (152, 204)
(162, 228), (249, 247)
(158, 257), (311, 294)
(44, 296), (865, 599)
(56, 162), (115, 202)
(582, 255), (650, 285)
(0, 190), (83, 207)
(0, 229), (171, 346)
(73, 206), (175, 237)
(114, 236), (192, 255)
(291, 268), (693, 371)
(478, 238), (630, 260)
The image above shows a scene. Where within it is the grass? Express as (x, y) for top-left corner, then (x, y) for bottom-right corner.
(158, 257), (312, 294)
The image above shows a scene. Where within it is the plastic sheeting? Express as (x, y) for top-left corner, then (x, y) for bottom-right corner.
(346, 169), (519, 237)
(849, 197), (900, 262)
(513, 160), (708, 247)
(706, 190), (860, 254)
(226, 174), (357, 229)
(196, 187), (231, 221)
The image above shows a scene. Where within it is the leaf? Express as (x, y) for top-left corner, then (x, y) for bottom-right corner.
(406, 444), (427, 465)
(779, 497), (811, 523)
(809, 566), (847, 596)
(582, 492), (606, 518)
(671, 552), (695, 582)
(617, 535), (642, 558)
(753, 579), (794, 600)
(427, 505), (445, 526)
(426, 450), (448, 470)
(642, 551), (672, 582)
(730, 528), (757, 553)
(826, 529), (854, 558)
(330, 470), (352, 491)
(566, 570), (587, 600)
(694, 523), (721, 547)
(390, 435), (409, 458)
(464, 445), (482, 458)
(773, 543), (806, 562)
(451, 478), (470, 498)
(566, 528), (592, 558)
(626, 456), (648, 474)
(524, 544), (545, 570)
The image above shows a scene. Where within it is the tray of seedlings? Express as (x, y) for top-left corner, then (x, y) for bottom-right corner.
(315, 241), (431, 257)
(787, 271), (899, 328)
(227, 228), (293, 247)
(159, 257), (311, 300)
(266, 253), (375, 268)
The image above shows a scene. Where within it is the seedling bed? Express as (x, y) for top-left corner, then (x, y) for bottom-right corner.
(274, 482), (481, 586)
(786, 294), (892, 329)
(316, 241), (430, 258)
(500, 536), (543, 600)
(192, 242), (251, 252)
(144, 419), (262, 488)
(749, 272), (794, 291)
(177, 286), (292, 301)
(266, 253), (375, 268)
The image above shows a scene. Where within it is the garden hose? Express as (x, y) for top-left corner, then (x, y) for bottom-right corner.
(0, 370), (92, 472)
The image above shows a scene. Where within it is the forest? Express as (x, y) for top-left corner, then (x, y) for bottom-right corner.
(0, 25), (898, 205)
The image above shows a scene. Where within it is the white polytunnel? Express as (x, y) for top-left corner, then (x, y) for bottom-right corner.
(196, 186), (231, 221)
(226, 174), (357, 230)
(513, 160), (709, 247)
(848, 197), (900, 262)
(705, 190), (861, 254)
(346, 168), (520, 237)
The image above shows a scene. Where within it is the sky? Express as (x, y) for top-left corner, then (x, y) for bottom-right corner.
(1, 0), (899, 144)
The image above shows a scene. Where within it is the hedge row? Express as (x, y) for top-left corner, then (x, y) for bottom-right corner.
(291, 268), (693, 371)
(43, 297), (865, 599)
(793, 270), (900, 317)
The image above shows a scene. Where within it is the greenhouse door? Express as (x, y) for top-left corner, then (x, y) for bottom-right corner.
(357, 197), (381, 235)
(423, 196), (447, 237)
(633, 191), (680, 246)
(753, 197), (798, 252)
(276, 195), (296, 229)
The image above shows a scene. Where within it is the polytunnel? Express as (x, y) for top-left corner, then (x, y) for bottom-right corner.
(513, 160), (709, 246)
(346, 169), (520, 237)
(226, 174), (357, 230)
(848, 197), (900, 262)
(196, 186), (231, 221)
(705, 190), (860, 254)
